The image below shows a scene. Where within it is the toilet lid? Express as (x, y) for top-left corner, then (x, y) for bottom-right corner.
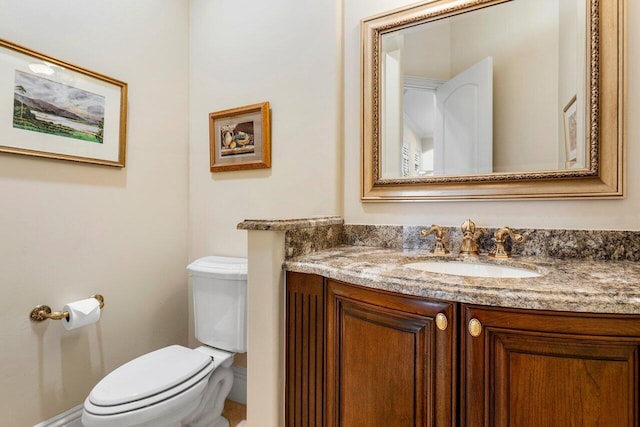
(89, 345), (213, 406)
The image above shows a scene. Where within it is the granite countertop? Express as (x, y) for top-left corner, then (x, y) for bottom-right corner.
(284, 245), (640, 314)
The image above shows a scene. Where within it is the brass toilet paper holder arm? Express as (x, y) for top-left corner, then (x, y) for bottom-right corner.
(29, 294), (104, 322)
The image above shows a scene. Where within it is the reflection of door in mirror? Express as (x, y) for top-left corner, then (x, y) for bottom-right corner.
(401, 58), (492, 178)
(434, 57), (492, 176)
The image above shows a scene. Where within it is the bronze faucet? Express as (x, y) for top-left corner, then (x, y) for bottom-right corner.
(420, 225), (449, 255)
(459, 219), (481, 256)
(489, 227), (525, 259)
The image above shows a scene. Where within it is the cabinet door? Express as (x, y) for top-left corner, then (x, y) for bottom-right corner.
(286, 272), (325, 427)
(462, 304), (640, 427)
(325, 280), (456, 427)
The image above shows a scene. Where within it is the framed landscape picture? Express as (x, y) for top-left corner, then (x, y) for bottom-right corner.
(209, 102), (271, 172)
(0, 38), (127, 167)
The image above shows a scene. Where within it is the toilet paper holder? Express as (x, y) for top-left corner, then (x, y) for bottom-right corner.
(29, 294), (104, 322)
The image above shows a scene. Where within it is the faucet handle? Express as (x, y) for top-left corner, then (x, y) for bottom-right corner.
(420, 225), (450, 255)
(489, 227), (525, 259)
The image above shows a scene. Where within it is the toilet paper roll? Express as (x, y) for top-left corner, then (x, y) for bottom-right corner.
(63, 297), (101, 330)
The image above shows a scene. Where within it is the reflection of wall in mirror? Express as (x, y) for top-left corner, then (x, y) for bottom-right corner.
(382, 41), (403, 178)
(401, 0), (581, 174)
(403, 19), (451, 80)
(558, 0), (585, 169)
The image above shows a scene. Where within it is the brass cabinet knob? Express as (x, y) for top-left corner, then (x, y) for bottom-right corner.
(435, 313), (448, 331)
(468, 318), (482, 337)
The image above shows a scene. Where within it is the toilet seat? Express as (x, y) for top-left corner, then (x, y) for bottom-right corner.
(84, 345), (214, 416)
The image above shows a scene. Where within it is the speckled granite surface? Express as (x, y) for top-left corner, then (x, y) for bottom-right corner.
(238, 216), (345, 258)
(284, 246), (640, 314)
(284, 224), (344, 258)
(345, 224), (640, 261)
(238, 218), (640, 261)
(237, 216), (343, 231)
(239, 217), (640, 313)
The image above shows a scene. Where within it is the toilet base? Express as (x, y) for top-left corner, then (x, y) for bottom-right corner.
(182, 365), (234, 427)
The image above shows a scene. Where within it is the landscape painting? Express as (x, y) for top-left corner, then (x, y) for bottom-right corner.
(13, 70), (105, 144)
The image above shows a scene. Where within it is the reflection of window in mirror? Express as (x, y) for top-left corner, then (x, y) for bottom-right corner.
(401, 143), (409, 177)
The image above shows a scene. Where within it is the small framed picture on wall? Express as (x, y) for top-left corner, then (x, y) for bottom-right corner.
(209, 101), (271, 172)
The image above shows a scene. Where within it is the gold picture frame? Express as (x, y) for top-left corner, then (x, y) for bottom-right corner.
(209, 102), (271, 172)
(361, 0), (624, 201)
(1, 38), (127, 167)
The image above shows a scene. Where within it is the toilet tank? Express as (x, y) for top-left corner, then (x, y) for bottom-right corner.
(187, 256), (247, 353)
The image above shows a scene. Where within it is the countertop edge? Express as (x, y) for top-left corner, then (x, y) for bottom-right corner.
(237, 216), (344, 231)
(284, 246), (640, 315)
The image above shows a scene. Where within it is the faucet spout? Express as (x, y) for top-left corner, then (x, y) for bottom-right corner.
(460, 219), (480, 256)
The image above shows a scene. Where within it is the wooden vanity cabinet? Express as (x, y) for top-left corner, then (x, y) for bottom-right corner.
(286, 272), (640, 427)
(461, 304), (640, 427)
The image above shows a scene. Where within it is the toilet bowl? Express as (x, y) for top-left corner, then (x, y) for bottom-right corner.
(82, 256), (247, 427)
(82, 345), (234, 427)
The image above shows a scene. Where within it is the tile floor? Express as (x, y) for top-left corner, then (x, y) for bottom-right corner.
(222, 399), (247, 426)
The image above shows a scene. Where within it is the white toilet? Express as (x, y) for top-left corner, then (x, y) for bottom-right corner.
(82, 256), (247, 427)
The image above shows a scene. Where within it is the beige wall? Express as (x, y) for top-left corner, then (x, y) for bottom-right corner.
(187, 0), (343, 346)
(188, 0), (343, 261)
(188, 2), (343, 422)
(0, 1), (190, 424)
(345, 0), (639, 231)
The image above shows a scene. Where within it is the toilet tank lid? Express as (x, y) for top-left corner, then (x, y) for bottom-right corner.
(187, 255), (247, 279)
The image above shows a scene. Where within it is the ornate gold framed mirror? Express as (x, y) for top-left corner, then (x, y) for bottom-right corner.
(361, 0), (624, 201)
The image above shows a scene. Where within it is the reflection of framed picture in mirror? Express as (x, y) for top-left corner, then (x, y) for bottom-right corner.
(1, 38), (127, 167)
(209, 102), (270, 172)
(563, 95), (578, 168)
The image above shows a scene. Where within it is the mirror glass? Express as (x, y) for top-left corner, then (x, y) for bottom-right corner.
(380, 0), (586, 179)
(362, 0), (623, 200)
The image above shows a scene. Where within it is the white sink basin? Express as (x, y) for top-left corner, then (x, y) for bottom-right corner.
(405, 261), (541, 278)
